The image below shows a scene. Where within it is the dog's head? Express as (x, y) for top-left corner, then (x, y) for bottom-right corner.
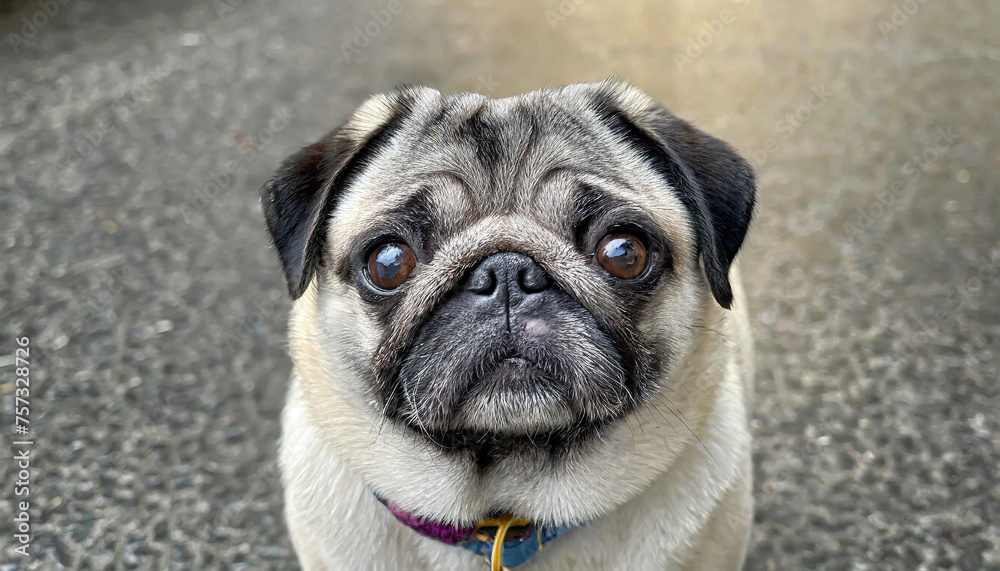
(264, 80), (754, 520)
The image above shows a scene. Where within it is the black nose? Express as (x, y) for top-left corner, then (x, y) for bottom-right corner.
(466, 252), (551, 306)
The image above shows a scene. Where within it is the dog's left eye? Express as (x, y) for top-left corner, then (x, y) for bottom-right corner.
(367, 243), (416, 290)
(596, 233), (648, 279)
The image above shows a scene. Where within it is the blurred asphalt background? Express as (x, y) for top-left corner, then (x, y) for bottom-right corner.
(1, 0), (998, 569)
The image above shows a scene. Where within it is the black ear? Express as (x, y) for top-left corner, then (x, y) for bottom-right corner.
(260, 100), (409, 299)
(591, 93), (756, 309)
(260, 93), (412, 299)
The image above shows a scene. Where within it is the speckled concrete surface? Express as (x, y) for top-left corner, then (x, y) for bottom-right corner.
(1, 0), (998, 569)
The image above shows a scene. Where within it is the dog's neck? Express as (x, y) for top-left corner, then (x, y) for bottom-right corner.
(374, 491), (582, 569)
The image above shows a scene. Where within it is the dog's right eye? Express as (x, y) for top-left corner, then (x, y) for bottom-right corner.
(596, 233), (648, 279)
(367, 243), (417, 291)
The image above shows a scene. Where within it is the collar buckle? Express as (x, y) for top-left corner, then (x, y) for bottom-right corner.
(474, 513), (533, 571)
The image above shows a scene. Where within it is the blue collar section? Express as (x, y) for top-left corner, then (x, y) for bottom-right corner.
(461, 521), (580, 568)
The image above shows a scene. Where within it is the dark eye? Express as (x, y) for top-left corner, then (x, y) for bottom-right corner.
(367, 243), (416, 290)
(596, 233), (648, 279)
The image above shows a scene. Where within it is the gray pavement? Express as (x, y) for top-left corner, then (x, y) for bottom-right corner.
(1, 0), (998, 569)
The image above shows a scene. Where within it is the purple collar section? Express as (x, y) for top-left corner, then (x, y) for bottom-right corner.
(381, 497), (477, 545)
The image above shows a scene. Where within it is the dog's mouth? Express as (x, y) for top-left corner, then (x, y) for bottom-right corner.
(499, 355), (530, 368)
(449, 351), (577, 434)
(390, 337), (639, 452)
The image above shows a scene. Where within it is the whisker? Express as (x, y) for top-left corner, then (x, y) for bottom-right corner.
(652, 392), (719, 467)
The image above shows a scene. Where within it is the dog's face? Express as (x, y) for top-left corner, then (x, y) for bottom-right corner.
(264, 81), (754, 522)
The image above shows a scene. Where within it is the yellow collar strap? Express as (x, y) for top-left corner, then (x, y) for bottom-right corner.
(475, 514), (533, 571)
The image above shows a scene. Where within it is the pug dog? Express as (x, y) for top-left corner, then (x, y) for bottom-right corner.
(262, 80), (756, 571)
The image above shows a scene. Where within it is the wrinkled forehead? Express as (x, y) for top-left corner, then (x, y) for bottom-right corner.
(327, 89), (693, 261)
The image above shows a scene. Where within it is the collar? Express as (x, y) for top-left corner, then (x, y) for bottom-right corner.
(375, 493), (582, 570)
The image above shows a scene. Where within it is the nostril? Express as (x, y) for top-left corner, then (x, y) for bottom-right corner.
(468, 268), (497, 295)
(520, 266), (550, 293)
